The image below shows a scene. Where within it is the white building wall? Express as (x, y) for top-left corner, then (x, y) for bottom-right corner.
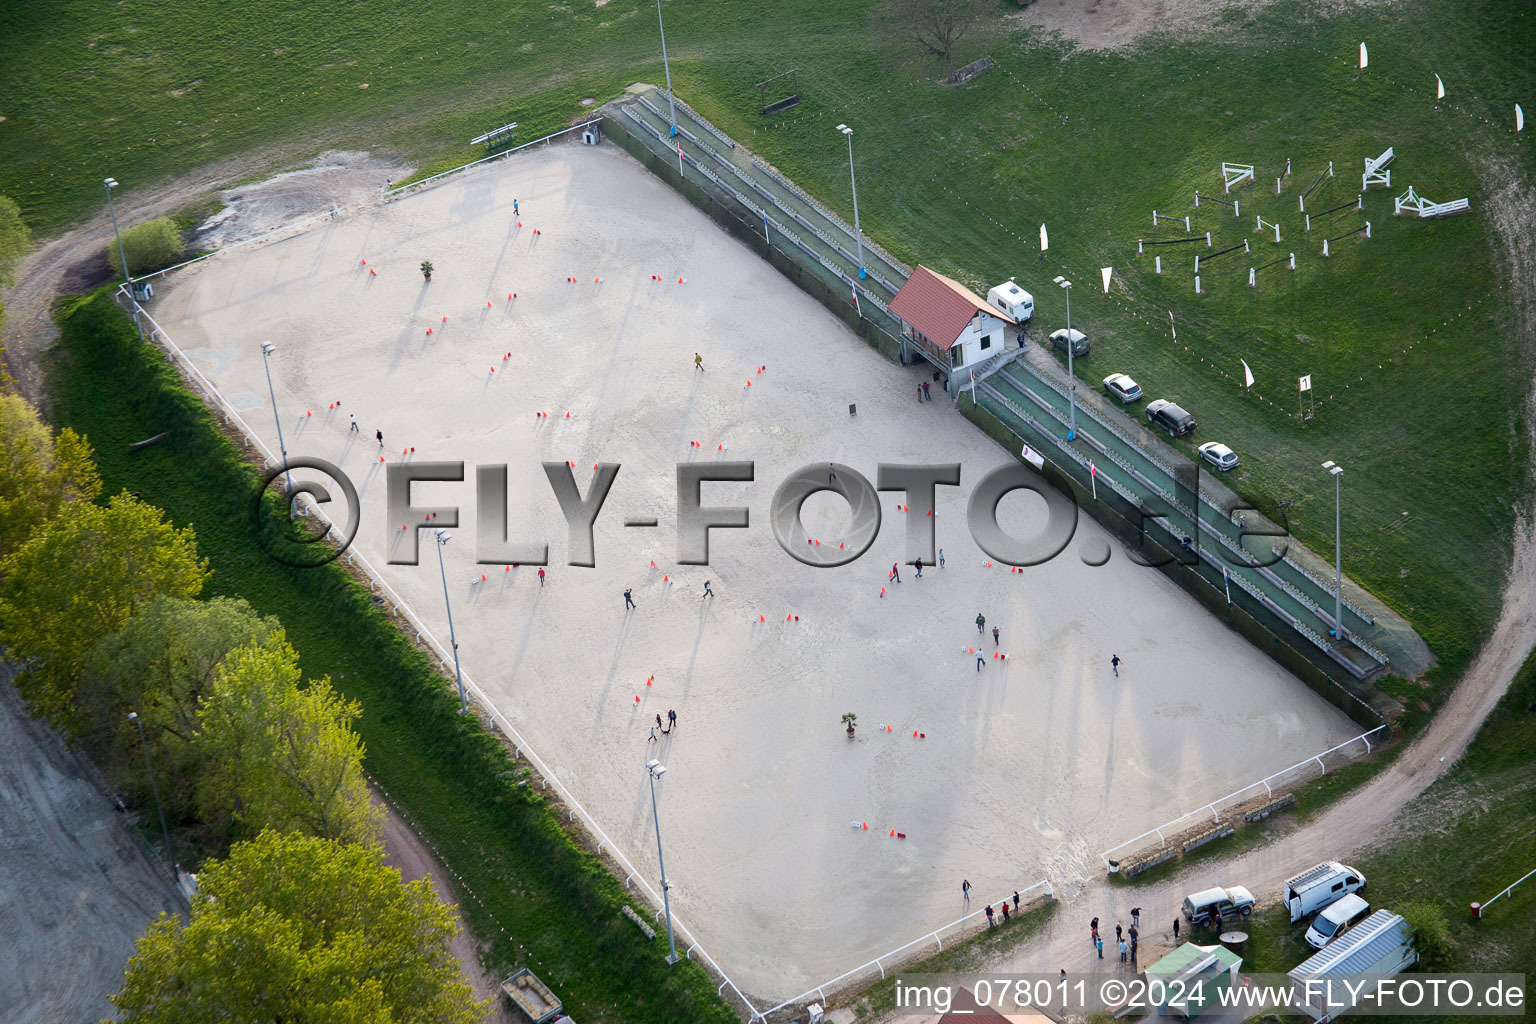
(951, 312), (1009, 369)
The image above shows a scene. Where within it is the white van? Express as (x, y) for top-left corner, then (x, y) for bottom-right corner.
(1304, 893), (1371, 949)
(1283, 861), (1366, 922)
(1182, 885), (1256, 925)
(987, 279), (1034, 323)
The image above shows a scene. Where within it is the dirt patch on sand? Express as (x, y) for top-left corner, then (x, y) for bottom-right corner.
(1011, 0), (1395, 51)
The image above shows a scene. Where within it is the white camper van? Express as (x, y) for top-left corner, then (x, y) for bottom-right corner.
(987, 279), (1034, 323)
(1283, 861), (1366, 923)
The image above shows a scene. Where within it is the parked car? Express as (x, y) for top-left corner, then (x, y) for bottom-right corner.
(1183, 885), (1256, 925)
(1304, 893), (1372, 949)
(1198, 441), (1240, 471)
(1048, 328), (1089, 356)
(1146, 398), (1196, 436)
(1284, 861), (1367, 922)
(1102, 373), (1142, 404)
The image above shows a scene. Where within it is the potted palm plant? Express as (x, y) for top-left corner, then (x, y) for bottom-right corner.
(842, 712), (857, 737)
(420, 259), (434, 281)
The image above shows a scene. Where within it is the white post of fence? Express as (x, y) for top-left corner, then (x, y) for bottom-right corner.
(1290, 252), (1296, 269)
(1155, 255), (1162, 274)
(1138, 239), (1144, 254)
(1194, 192), (1200, 208)
(1274, 222), (1281, 243)
(1323, 239), (1330, 257)
(1206, 232), (1212, 247)
(1153, 210), (1158, 225)
(1184, 215), (1190, 231)
(1306, 213), (1312, 231)
(1248, 267), (1256, 287)
(1194, 275), (1202, 294)
(1287, 157), (1292, 176)
(1277, 177), (1282, 194)
(1244, 239), (1250, 253)
(1256, 215), (1262, 231)
(1357, 194), (1363, 210)
(1194, 255), (1201, 274)
(1329, 161), (1334, 177)
(1366, 221), (1371, 239)
(1234, 200), (1240, 218)
(1300, 194), (1306, 212)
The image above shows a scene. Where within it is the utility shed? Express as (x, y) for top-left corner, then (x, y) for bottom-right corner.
(1144, 942), (1244, 1017)
(1288, 910), (1417, 1021)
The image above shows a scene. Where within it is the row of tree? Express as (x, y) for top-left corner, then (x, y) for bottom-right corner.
(0, 389), (485, 1022)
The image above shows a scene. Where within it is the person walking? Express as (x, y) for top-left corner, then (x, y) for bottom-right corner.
(1090, 916), (1099, 942)
(992, 625), (1000, 647)
(656, 713), (664, 732)
(828, 463), (837, 483)
(537, 567), (546, 586)
(648, 726), (658, 743)
(1115, 923), (1123, 943)
(1013, 891), (1021, 912)
(702, 580), (714, 598)
(1131, 907), (1141, 927)
(914, 557), (923, 578)
(1096, 935), (1104, 959)
(923, 381), (932, 401)
(667, 708), (677, 731)
(962, 879), (971, 902)
(694, 352), (704, 372)
(938, 549), (945, 567)
(890, 562), (901, 583)
(624, 587), (636, 610)
(513, 198), (519, 216)
(1119, 939), (1129, 963)
(349, 413), (359, 433)
(1173, 918), (1180, 940)
(1112, 654), (1121, 677)
(376, 428), (384, 448)
(975, 612), (986, 635)
(976, 649), (985, 672)
(985, 904), (995, 927)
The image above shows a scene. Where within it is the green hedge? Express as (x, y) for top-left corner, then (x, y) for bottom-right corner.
(49, 291), (739, 1023)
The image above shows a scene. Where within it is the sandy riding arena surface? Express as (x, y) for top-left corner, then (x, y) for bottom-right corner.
(147, 143), (1359, 1002)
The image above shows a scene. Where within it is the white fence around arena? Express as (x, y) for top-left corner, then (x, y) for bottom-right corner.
(112, 281), (766, 1021)
(382, 118), (603, 201)
(1097, 724), (1388, 869)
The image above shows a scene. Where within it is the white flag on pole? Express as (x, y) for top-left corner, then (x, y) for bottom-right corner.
(1169, 310), (1177, 343)
(1100, 267), (1113, 294)
(1299, 374), (1313, 392)
(1359, 42), (1368, 69)
(1241, 359), (1255, 389)
(1040, 224), (1049, 252)
(1518, 104), (1526, 132)
(1435, 74), (1445, 99)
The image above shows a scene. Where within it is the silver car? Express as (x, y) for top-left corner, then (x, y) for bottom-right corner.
(1198, 441), (1240, 471)
(1049, 328), (1089, 357)
(1102, 373), (1142, 403)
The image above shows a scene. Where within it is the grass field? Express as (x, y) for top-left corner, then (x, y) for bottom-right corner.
(48, 291), (740, 1022)
(4, 1), (1532, 696)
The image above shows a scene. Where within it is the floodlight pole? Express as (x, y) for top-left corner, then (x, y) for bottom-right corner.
(836, 125), (867, 280)
(1056, 277), (1076, 440)
(1323, 461), (1345, 639)
(434, 530), (468, 714)
(647, 761), (680, 964)
(259, 342), (295, 503)
(655, 0), (677, 138)
(127, 711), (176, 880)
(104, 178), (144, 343)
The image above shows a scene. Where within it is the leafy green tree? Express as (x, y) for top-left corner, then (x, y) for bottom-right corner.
(1401, 901), (1453, 966)
(0, 195), (29, 288)
(0, 492), (208, 734)
(80, 595), (281, 814)
(0, 391), (102, 559)
(195, 640), (383, 846)
(110, 830), (487, 1024)
(105, 216), (184, 279)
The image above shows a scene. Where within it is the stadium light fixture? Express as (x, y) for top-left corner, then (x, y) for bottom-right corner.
(646, 759), (680, 964)
(1322, 461), (1345, 639)
(835, 124), (867, 281)
(1054, 276), (1077, 440)
(433, 530), (468, 714)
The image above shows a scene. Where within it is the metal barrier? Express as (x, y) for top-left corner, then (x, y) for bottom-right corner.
(755, 879), (1051, 1021)
(1097, 725), (1388, 868)
(1478, 866), (1536, 914)
(382, 119), (603, 201)
(113, 282), (766, 1023)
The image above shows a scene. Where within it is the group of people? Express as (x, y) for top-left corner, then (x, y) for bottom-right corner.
(1089, 907), (1150, 964)
(961, 880), (1025, 930)
(647, 709), (678, 743)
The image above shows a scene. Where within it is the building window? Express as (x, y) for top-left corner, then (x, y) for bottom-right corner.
(980, 334), (993, 351)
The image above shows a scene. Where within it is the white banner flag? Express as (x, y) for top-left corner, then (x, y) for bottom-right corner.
(1518, 103), (1526, 132)
(1436, 74), (1445, 99)
(1359, 42), (1368, 69)
(1040, 224), (1049, 252)
(1242, 359), (1255, 388)
(1020, 443), (1044, 470)
(1299, 374), (1313, 392)
(1100, 267), (1113, 294)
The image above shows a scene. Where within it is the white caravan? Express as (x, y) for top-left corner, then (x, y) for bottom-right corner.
(1283, 861), (1366, 923)
(987, 279), (1034, 323)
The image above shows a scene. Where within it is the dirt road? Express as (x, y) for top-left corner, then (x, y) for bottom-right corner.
(0, 670), (185, 1024)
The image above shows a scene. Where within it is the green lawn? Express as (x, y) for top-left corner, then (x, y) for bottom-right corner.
(49, 291), (738, 1023)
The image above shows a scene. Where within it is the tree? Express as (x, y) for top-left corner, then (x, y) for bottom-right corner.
(0, 195), (29, 288)
(0, 492), (208, 734)
(0, 391), (102, 559)
(1400, 901), (1453, 966)
(195, 639), (383, 846)
(110, 830), (487, 1024)
(105, 216), (184, 279)
(884, 0), (988, 81)
(80, 595), (282, 814)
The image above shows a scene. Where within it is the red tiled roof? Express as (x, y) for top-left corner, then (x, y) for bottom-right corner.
(889, 265), (1015, 350)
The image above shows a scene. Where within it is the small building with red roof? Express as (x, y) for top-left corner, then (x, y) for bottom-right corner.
(888, 265), (1018, 377)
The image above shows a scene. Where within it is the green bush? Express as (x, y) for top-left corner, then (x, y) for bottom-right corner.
(1400, 901), (1453, 966)
(106, 217), (184, 279)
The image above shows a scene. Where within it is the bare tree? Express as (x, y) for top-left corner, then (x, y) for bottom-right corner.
(885, 0), (989, 82)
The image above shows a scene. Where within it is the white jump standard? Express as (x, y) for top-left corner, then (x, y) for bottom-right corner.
(1394, 184), (1470, 218)
(1362, 147), (1395, 190)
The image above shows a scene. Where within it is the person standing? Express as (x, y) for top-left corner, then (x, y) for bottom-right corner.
(1001, 901), (1010, 922)
(1131, 907), (1141, 927)
(349, 413), (359, 433)
(923, 381), (932, 401)
(667, 708), (677, 731)
(985, 904), (995, 927)
(1173, 918), (1180, 940)
(962, 879), (971, 902)
(1013, 891), (1021, 912)
(918, 382), (925, 403)
(1096, 935), (1104, 960)
(1115, 923), (1123, 943)
(513, 198), (519, 216)
(938, 549), (945, 568)
(1112, 654), (1121, 677)
(694, 352), (704, 372)
(992, 625), (1000, 647)
(537, 567), (546, 586)
(624, 587), (636, 610)
(829, 463), (837, 483)
(914, 557), (923, 578)
(975, 612), (986, 635)
(376, 428), (384, 448)
(1091, 916), (1099, 942)
(1119, 938), (1128, 963)
(703, 580), (714, 599)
